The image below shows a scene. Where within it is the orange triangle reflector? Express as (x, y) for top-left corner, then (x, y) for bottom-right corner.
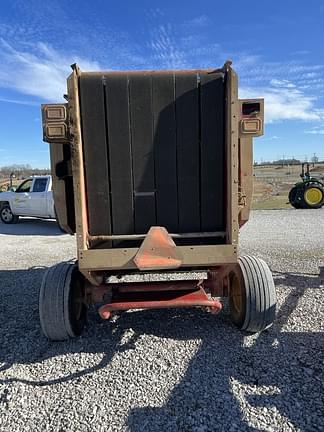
(134, 227), (182, 270)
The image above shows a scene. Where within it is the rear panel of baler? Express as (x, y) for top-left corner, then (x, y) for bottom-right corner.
(39, 64), (273, 342)
(42, 64), (264, 276)
(79, 71), (226, 247)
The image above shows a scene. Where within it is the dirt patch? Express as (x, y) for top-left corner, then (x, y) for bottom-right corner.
(252, 178), (293, 210)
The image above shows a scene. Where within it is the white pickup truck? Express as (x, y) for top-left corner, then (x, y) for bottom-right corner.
(0, 175), (56, 224)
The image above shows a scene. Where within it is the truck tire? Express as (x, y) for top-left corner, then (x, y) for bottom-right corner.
(39, 262), (87, 340)
(301, 184), (324, 209)
(0, 204), (19, 224)
(229, 255), (276, 333)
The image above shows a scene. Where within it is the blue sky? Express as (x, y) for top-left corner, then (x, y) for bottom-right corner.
(0, 0), (324, 167)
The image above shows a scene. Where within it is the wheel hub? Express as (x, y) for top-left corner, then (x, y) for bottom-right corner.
(304, 187), (323, 206)
(1, 208), (13, 222)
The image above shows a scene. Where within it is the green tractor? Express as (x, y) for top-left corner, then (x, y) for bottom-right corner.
(289, 163), (324, 209)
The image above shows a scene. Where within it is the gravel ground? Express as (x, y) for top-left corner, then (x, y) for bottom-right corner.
(0, 211), (323, 432)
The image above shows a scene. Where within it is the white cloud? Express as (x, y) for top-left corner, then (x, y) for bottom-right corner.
(235, 54), (261, 69)
(0, 15), (324, 129)
(270, 79), (296, 88)
(184, 15), (210, 27)
(290, 50), (311, 56)
(262, 136), (281, 141)
(304, 126), (324, 135)
(239, 61), (324, 89)
(149, 24), (187, 69)
(240, 81), (323, 123)
(0, 96), (38, 106)
(0, 39), (100, 101)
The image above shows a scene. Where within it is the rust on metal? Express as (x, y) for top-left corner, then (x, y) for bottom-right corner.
(67, 67), (90, 253)
(98, 284), (222, 319)
(88, 230), (226, 243)
(114, 280), (199, 293)
(77, 67), (225, 78)
(87, 265), (234, 312)
(133, 226), (183, 270)
(205, 265), (234, 297)
(79, 244), (237, 271)
(87, 280), (201, 303)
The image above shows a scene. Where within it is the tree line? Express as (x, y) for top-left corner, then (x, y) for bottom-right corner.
(254, 158), (324, 167)
(0, 164), (50, 179)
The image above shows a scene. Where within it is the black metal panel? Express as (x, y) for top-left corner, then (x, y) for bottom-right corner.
(128, 74), (156, 233)
(79, 70), (226, 245)
(200, 72), (225, 231)
(152, 73), (178, 232)
(79, 75), (111, 237)
(105, 75), (134, 236)
(175, 72), (200, 233)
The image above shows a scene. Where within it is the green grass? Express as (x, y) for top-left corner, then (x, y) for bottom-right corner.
(252, 194), (291, 210)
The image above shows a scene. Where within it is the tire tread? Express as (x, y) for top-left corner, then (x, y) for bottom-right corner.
(237, 255), (276, 332)
(39, 262), (76, 341)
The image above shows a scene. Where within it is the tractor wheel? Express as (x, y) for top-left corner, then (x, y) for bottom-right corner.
(0, 204), (19, 224)
(229, 256), (276, 333)
(301, 184), (324, 209)
(39, 262), (87, 340)
(288, 186), (302, 209)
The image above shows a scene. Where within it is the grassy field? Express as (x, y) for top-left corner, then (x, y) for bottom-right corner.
(1, 164), (324, 210)
(252, 185), (291, 210)
(252, 163), (324, 210)
(252, 170), (292, 210)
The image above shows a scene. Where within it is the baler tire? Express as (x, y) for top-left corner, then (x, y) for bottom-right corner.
(288, 186), (302, 209)
(229, 255), (276, 333)
(39, 262), (87, 341)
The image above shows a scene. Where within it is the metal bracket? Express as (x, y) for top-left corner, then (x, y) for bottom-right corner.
(133, 226), (183, 270)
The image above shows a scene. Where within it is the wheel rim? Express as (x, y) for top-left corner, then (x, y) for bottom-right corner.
(304, 187), (323, 206)
(1, 208), (13, 222)
(230, 272), (243, 316)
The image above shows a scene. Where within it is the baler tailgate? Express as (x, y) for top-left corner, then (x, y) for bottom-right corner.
(79, 70), (226, 245)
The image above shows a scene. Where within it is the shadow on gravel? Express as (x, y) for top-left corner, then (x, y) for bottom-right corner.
(0, 267), (323, 431)
(0, 218), (65, 236)
(126, 269), (324, 431)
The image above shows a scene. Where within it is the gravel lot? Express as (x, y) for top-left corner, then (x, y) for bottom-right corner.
(0, 210), (323, 432)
